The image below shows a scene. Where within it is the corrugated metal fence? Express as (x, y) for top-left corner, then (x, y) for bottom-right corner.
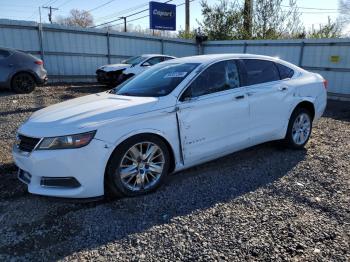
(204, 39), (350, 98)
(0, 19), (197, 82)
(0, 19), (349, 98)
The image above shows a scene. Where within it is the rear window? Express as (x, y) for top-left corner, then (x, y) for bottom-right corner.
(276, 63), (294, 79)
(242, 59), (280, 86)
(0, 49), (11, 59)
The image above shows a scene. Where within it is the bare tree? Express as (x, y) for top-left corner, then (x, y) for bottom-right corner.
(55, 9), (94, 28)
(339, 0), (350, 22)
(307, 17), (342, 38)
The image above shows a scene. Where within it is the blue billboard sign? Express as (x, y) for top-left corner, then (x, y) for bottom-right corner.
(149, 1), (176, 31)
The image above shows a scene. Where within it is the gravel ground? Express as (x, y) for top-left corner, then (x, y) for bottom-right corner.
(0, 84), (349, 261)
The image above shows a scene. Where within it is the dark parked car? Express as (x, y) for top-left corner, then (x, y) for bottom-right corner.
(0, 47), (48, 93)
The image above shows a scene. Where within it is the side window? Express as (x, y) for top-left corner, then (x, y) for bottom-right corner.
(145, 57), (164, 66)
(242, 59), (280, 86)
(0, 50), (10, 59)
(275, 63), (294, 79)
(185, 60), (240, 98)
(163, 56), (174, 61)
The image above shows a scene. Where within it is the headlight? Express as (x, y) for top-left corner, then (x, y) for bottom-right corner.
(37, 131), (96, 150)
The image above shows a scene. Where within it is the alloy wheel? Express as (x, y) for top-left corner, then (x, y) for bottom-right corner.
(292, 112), (311, 145)
(118, 142), (165, 191)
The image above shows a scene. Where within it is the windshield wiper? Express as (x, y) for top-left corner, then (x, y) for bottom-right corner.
(117, 92), (136, 96)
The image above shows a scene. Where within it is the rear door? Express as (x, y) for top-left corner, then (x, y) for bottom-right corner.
(239, 59), (294, 143)
(0, 49), (13, 85)
(177, 60), (250, 164)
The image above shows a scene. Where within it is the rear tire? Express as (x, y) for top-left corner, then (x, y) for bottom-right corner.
(11, 73), (36, 94)
(284, 107), (313, 149)
(105, 134), (170, 197)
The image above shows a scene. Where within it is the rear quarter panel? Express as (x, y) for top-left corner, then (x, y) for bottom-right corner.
(295, 72), (327, 121)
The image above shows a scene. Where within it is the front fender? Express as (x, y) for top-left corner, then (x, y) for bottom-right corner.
(111, 128), (175, 155)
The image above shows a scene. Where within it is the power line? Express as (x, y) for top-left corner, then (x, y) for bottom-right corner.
(0, 3), (37, 8)
(87, 0), (117, 13)
(92, 0), (174, 28)
(94, 2), (149, 22)
(26, 0), (55, 20)
(57, 0), (73, 8)
(281, 4), (339, 11)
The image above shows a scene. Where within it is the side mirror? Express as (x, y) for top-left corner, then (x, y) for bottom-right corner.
(142, 62), (151, 67)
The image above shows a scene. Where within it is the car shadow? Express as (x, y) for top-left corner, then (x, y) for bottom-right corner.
(0, 142), (307, 260)
(323, 100), (350, 122)
(0, 89), (13, 97)
(64, 84), (109, 94)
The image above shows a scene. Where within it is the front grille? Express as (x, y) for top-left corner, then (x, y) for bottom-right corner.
(18, 134), (41, 152)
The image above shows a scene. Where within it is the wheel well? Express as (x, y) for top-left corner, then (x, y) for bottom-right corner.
(106, 133), (176, 174)
(293, 101), (315, 120)
(11, 71), (37, 85)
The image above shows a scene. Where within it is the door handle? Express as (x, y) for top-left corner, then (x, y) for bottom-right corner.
(235, 95), (245, 100)
(246, 91), (256, 96)
(278, 86), (288, 91)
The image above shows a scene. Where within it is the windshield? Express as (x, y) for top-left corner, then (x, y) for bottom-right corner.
(113, 63), (199, 97)
(122, 56), (145, 66)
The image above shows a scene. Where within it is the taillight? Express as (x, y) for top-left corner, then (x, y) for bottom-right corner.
(34, 60), (43, 65)
(323, 79), (328, 89)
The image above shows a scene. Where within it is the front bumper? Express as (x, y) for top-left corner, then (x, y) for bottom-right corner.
(13, 139), (110, 198)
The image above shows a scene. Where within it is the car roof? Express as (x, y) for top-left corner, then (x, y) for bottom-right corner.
(141, 54), (176, 58)
(163, 53), (302, 71)
(164, 53), (281, 64)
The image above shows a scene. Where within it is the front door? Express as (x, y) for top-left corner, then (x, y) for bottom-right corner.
(177, 60), (250, 164)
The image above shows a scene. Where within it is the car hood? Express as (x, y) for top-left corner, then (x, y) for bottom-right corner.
(99, 63), (131, 72)
(19, 92), (159, 137)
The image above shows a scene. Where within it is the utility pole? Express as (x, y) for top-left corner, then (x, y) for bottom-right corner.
(39, 6), (42, 24)
(120, 17), (127, 32)
(42, 6), (58, 24)
(185, 0), (190, 35)
(243, 0), (253, 39)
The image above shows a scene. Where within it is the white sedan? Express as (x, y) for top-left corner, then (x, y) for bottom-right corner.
(13, 54), (327, 199)
(96, 54), (175, 86)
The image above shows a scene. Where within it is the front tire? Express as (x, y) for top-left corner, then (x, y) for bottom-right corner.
(284, 107), (313, 149)
(11, 73), (36, 94)
(105, 134), (170, 197)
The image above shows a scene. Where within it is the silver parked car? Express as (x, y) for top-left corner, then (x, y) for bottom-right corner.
(0, 47), (48, 93)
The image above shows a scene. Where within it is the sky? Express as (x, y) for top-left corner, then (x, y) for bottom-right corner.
(0, 0), (342, 32)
